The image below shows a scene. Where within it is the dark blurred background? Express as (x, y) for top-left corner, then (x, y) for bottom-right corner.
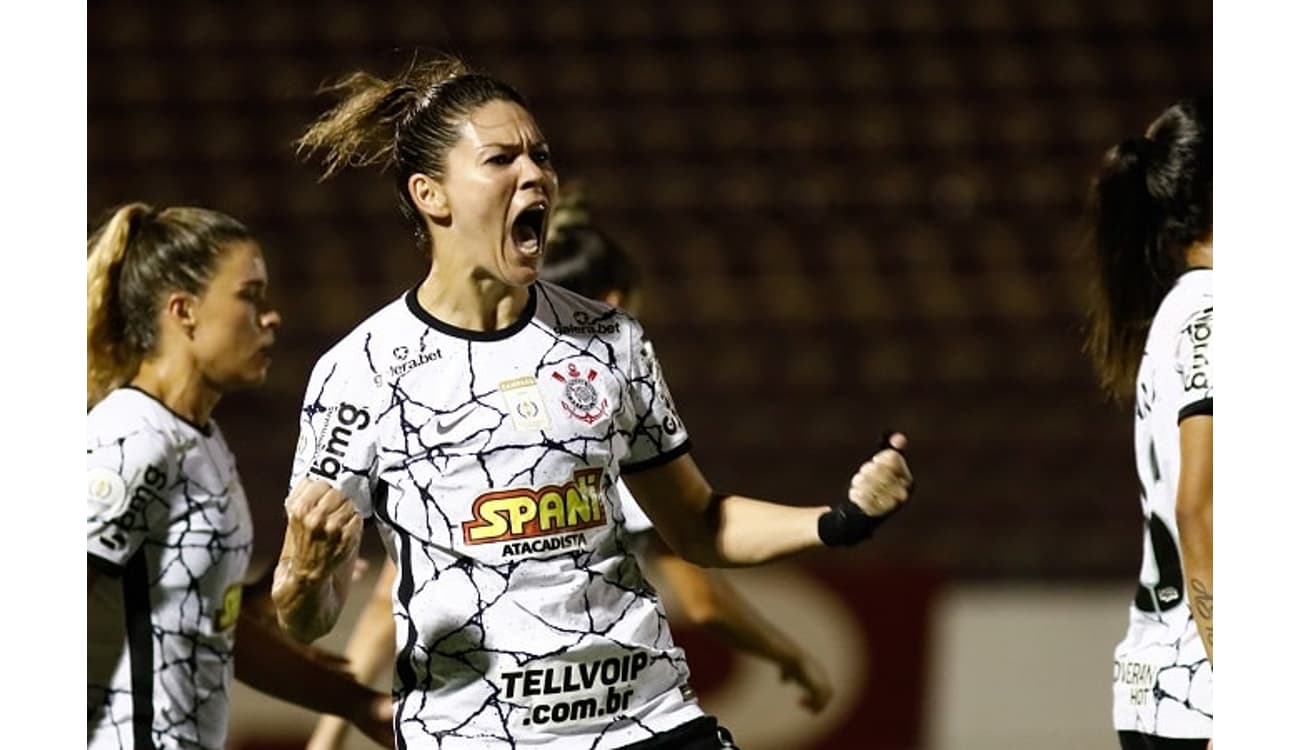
(88, 0), (1211, 582)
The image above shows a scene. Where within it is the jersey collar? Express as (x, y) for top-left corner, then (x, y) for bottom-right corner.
(404, 284), (537, 342)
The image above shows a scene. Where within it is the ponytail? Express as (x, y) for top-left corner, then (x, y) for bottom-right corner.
(87, 203), (151, 408)
(297, 54), (527, 244)
(1083, 96), (1212, 403)
(86, 203), (252, 408)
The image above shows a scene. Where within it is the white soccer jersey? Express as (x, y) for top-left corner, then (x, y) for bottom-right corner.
(1112, 268), (1213, 738)
(87, 388), (254, 750)
(617, 481), (655, 538)
(291, 281), (703, 749)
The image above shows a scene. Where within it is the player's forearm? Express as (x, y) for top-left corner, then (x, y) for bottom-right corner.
(234, 610), (377, 720)
(1175, 415), (1213, 663)
(1178, 503), (1213, 663)
(679, 565), (802, 665)
(677, 494), (825, 568)
(345, 567), (399, 685)
(307, 715), (352, 750)
(271, 558), (348, 643)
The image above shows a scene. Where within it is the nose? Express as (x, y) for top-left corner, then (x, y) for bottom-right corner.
(262, 308), (282, 331)
(518, 154), (550, 193)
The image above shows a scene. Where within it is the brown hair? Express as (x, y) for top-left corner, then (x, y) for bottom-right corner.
(297, 54), (529, 245)
(1083, 95), (1212, 402)
(86, 203), (252, 407)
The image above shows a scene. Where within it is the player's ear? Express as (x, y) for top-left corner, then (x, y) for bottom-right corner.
(164, 291), (200, 339)
(409, 172), (450, 221)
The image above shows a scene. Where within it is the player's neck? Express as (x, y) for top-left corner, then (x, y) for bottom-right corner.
(1186, 237), (1213, 269)
(417, 262), (530, 333)
(130, 358), (221, 429)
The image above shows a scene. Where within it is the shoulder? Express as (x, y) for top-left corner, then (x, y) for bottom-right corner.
(1150, 270), (1212, 341)
(533, 280), (644, 343)
(308, 294), (417, 390)
(534, 280), (618, 317)
(87, 389), (180, 476)
(1170, 273), (1213, 344)
(1171, 269), (1213, 314)
(88, 390), (174, 446)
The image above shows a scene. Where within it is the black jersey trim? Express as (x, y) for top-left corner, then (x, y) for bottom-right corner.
(404, 285), (537, 342)
(621, 439), (693, 475)
(123, 548), (157, 750)
(1117, 731), (1211, 749)
(121, 385), (213, 437)
(1178, 398), (1213, 423)
(371, 484), (419, 701)
(88, 552), (124, 578)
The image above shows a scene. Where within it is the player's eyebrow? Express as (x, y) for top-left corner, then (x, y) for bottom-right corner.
(478, 141), (550, 151)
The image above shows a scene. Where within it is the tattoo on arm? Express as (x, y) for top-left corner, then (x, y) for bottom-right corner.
(1190, 578), (1213, 622)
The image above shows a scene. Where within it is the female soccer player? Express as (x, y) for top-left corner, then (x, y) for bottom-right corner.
(273, 56), (913, 750)
(304, 190), (833, 750)
(86, 203), (394, 749)
(1083, 96), (1213, 750)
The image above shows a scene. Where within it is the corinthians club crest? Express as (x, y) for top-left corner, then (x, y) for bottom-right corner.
(552, 363), (608, 424)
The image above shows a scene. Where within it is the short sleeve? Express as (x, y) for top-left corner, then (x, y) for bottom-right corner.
(619, 320), (691, 474)
(87, 426), (174, 572)
(290, 354), (382, 517)
(1174, 304), (1213, 423)
(615, 479), (655, 536)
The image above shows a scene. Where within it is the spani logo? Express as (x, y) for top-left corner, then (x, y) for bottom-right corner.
(462, 469), (605, 545)
(216, 584), (242, 632)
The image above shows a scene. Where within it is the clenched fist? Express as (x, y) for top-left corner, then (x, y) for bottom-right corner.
(273, 479), (364, 642)
(847, 433), (913, 517)
(281, 479), (363, 584)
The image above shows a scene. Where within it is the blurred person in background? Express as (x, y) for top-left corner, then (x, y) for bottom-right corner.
(86, 203), (395, 749)
(1083, 96), (1213, 750)
(306, 187), (834, 750)
(272, 54), (912, 750)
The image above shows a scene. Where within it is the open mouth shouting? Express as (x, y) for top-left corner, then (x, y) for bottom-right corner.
(510, 200), (549, 261)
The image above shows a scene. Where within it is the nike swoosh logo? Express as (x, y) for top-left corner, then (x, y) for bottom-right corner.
(433, 409), (473, 435)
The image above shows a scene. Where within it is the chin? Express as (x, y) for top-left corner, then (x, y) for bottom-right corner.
(228, 367), (270, 391)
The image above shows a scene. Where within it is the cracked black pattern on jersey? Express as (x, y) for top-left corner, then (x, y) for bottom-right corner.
(294, 282), (703, 749)
(1112, 271), (1212, 738)
(88, 389), (254, 750)
(1150, 621), (1213, 724)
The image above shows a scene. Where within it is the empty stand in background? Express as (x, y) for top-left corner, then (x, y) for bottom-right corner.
(88, 0), (1212, 581)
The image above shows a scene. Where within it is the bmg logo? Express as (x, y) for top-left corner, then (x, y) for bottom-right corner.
(309, 402), (372, 481)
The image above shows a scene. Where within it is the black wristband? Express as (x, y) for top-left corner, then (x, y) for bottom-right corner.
(818, 429), (912, 546)
(818, 499), (892, 546)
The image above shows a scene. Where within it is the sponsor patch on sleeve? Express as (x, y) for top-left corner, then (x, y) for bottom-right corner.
(87, 467), (129, 518)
